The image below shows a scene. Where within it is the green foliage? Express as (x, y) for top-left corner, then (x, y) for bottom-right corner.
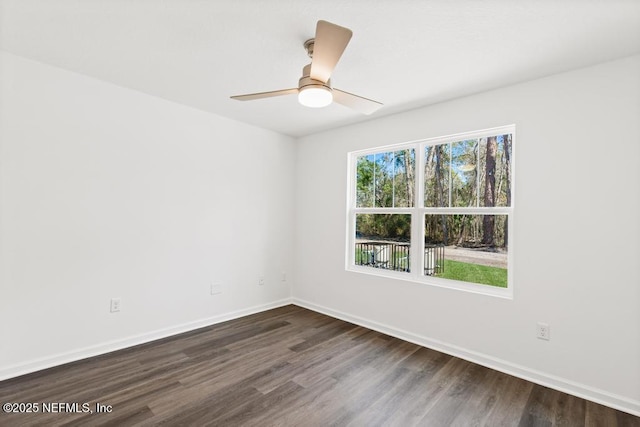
(438, 259), (507, 288)
(356, 214), (411, 241)
(356, 157), (375, 207)
(426, 136), (512, 209)
(425, 214), (507, 247)
(356, 149), (415, 208)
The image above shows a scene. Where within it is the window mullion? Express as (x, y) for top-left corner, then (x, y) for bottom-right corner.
(392, 152), (395, 208)
(416, 143), (425, 209)
(476, 139), (481, 207)
(373, 153), (377, 208)
(413, 144), (425, 276)
(448, 143), (452, 207)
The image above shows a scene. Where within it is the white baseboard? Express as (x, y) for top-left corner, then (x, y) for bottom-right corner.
(0, 298), (292, 382)
(292, 298), (640, 417)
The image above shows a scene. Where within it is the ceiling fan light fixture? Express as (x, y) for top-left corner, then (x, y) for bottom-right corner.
(298, 85), (333, 108)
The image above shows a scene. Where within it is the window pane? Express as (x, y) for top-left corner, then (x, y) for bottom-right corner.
(424, 214), (508, 287)
(496, 134), (512, 207)
(451, 139), (478, 207)
(355, 213), (411, 272)
(424, 144), (450, 207)
(357, 149), (415, 208)
(392, 149), (415, 207)
(374, 152), (393, 207)
(478, 134), (513, 207)
(356, 154), (375, 207)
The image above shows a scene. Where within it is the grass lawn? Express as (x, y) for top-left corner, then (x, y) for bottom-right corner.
(439, 259), (507, 288)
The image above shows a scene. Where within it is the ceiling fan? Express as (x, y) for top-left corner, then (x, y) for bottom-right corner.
(230, 20), (383, 115)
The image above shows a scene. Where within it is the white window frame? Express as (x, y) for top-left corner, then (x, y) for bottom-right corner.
(346, 125), (515, 299)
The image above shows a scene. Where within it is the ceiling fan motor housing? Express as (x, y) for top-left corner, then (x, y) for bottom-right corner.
(298, 64), (331, 92)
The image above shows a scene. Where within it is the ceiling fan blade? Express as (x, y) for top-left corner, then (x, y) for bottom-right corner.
(230, 88), (297, 101)
(333, 89), (383, 115)
(310, 20), (353, 83)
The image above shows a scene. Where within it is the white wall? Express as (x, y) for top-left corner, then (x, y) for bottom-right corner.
(294, 55), (640, 414)
(0, 52), (295, 378)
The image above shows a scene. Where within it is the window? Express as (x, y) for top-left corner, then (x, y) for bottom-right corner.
(347, 126), (514, 297)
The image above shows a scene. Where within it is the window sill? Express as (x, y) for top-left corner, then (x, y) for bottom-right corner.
(346, 265), (513, 299)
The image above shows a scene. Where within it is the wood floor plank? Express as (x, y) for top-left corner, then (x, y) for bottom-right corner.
(1, 305), (638, 427)
(418, 362), (494, 426)
(289, 332), (378, 388)
(446, 368), (504, 427)
(244, 376), (339, 427)
(345, 365), (425, 426)
(449, 369), (528, 427)
(384, 356), (472, 425)
(211, 380), (305, 426)
(482, 371), (536, 426)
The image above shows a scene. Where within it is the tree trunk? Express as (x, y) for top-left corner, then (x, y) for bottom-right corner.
(403, 149), (414, 207)
(424, 147), (436, 240)
(456, 215), (467, 245)
(502, 134), (511, 248)
(482, 136), (497, 246)
(435, 145), (448, 243)
(424, 146), (435, 206)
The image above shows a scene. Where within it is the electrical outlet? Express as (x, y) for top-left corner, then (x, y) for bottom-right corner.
(258, 276), (265, 286)
(537, 322), (550, 340)
(281, 271), (287, 282)
(210, 283), (222, 295)
(110, 298), (121, 313)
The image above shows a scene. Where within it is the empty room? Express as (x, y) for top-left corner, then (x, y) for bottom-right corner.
(1, 0), (639, 425)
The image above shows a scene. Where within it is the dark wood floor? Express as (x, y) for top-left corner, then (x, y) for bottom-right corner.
(1, 305), (638, 426)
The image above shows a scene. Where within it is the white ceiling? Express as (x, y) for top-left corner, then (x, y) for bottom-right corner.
(1, 0), (639, 137)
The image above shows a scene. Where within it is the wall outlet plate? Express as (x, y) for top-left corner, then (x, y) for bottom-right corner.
(537, 322), (550, 340)
(110, 298), (121, 313)
(210, 283), (222, 295)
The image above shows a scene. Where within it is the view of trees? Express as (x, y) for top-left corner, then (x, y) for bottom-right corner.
(356, 149), (414, 241)
(356, 149), (415, 208)
(425, 214), (507, 248)
(424, 134), (512, 248)
(427, 136), (511, 209)
(356, 134), (512, 250)
(355, 213), (411, 242)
